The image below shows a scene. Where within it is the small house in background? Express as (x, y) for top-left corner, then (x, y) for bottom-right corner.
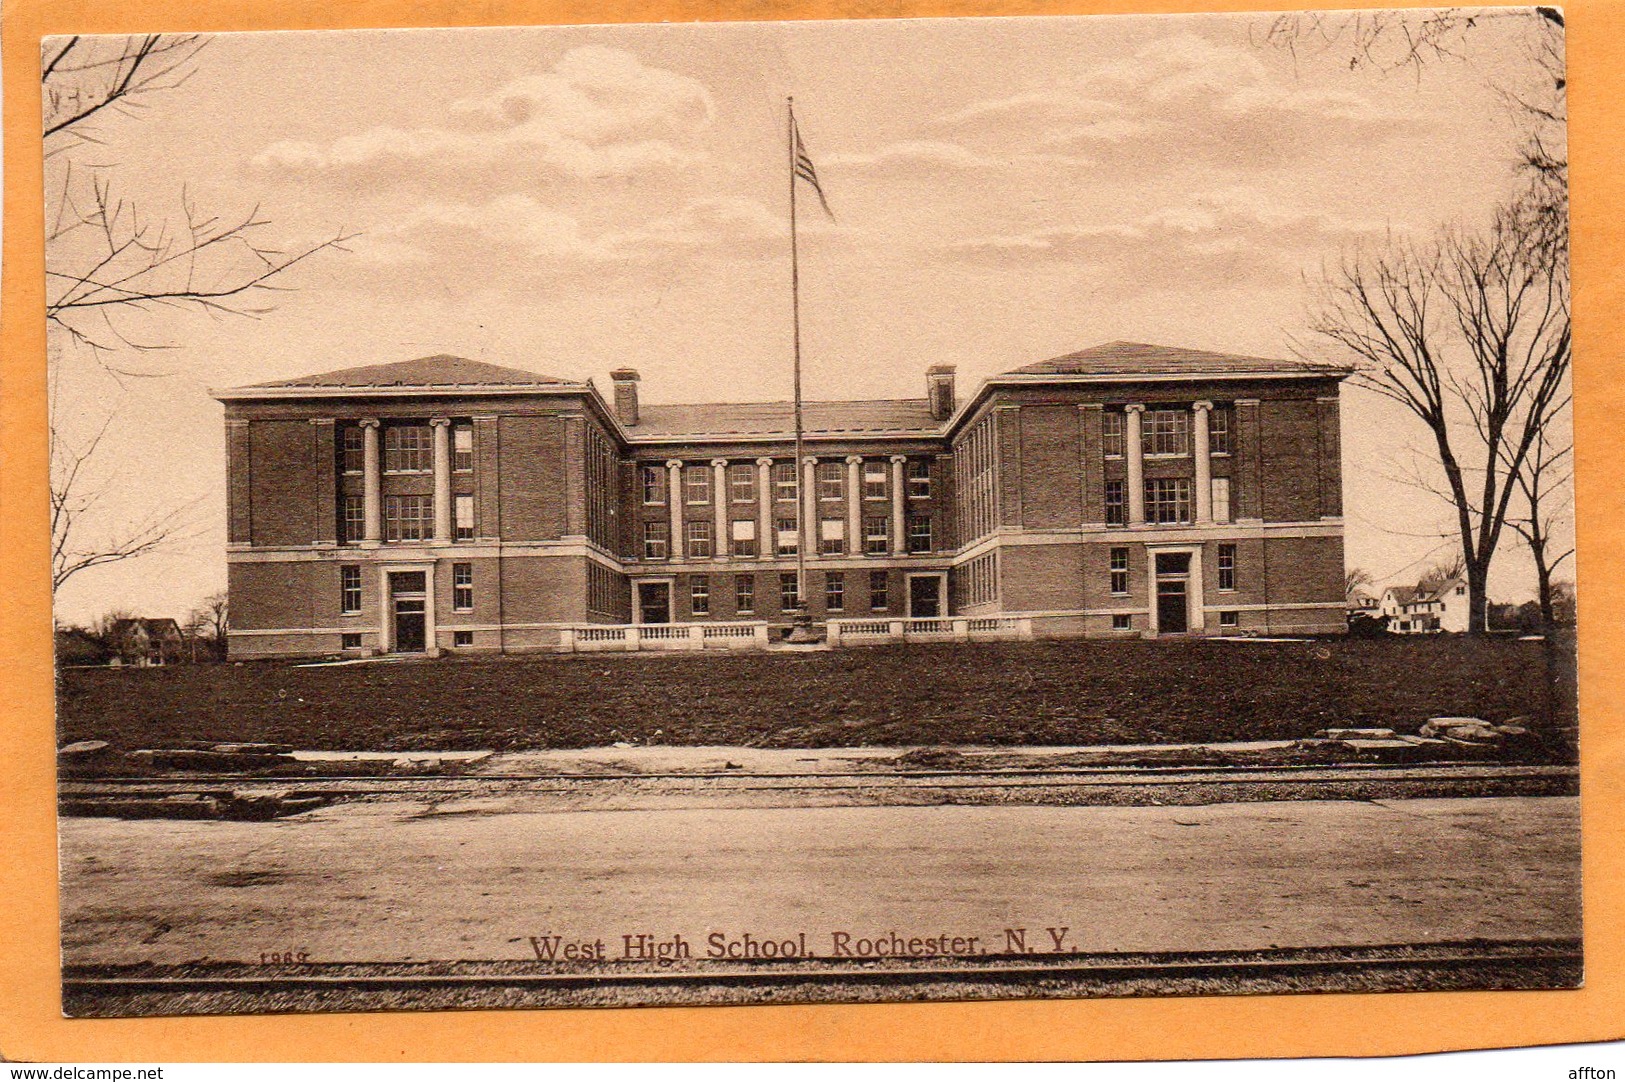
(107, 618), (186, 667)
(1387, 577), (1470, 634)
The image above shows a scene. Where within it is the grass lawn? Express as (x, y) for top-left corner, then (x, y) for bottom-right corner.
(56, 635), (1576, 757)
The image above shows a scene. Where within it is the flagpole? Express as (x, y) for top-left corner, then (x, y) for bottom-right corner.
(788, 95), (809, 624)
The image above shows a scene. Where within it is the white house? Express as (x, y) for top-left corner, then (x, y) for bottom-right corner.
(1388, 577), (1470, 634)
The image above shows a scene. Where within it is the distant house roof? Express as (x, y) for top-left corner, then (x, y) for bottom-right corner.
(110, 617), (183, 639)
(625, 399), (940, 441)
(1004, 341), (1349, 379)
(218, 355), (579, 398)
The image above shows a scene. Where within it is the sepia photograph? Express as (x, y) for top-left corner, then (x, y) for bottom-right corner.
(44, 8), (1578, 1018)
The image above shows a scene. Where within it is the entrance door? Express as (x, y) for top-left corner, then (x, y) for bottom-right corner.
(638, 582), (671, 624)
(908, 575), (943, 618)
(394, 598), (426, 652)
(1153, 552), (1191, 635)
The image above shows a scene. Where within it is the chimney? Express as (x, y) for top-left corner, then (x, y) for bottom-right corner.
(610, 368), (640, 426)
(927, 364), (956, 421)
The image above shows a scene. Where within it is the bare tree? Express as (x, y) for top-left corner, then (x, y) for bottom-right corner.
(1304, 197), (1570, 634)
(1415, 552), (1467, 595)
(1344, 567), (1373, 600)
(1506, 419), (1574, 629)
(186, 591), (230, 659)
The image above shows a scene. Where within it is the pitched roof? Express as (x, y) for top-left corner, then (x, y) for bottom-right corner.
(624, 399), (941, 440)
(1007, 340), (1347, 378)
(242, 355), (574, 390)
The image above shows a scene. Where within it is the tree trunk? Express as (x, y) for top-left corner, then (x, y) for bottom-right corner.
(1466, 560), (1491, 636)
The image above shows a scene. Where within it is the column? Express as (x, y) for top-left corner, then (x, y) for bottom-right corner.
(1125, 404), (1146, 527)
(845, 456), (863, 555)
(361, 418), (382, 543)
(430, 417), (452, 543)
(889, 455), (907, 555)
(801, 457), (818, 558)
(711, 459), (728, 559)
(756, 458), (774, 560)
(1192, 401), (1213, 525)
(666, 460), (683, 557)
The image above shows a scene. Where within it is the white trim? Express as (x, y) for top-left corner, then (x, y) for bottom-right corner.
(905, 571), (948, 618)
(228, 627), (381, 637)
(1146, 543), (1204, 637)
(1201, 601), (1347, 612)
(633, 577), (677, 625)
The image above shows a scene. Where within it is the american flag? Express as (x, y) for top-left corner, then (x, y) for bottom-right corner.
(793, 118), (834, 220)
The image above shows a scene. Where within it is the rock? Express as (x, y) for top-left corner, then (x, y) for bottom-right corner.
(58, 740), (117, 777)
(1420, 717), (1500, 742)
(1317, 728), (1397, 740)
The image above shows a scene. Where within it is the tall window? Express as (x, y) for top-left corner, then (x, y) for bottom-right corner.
(690, 576), (710, 616)
(864, 516), (890, 555)
(780, 572), (801, 611)
(642, 520), (669, 560)
(684, 465), (710, 505)
(383, 425), (431, 473)
(641, 465), (666, 505)
(1141, 409), (1191, 457)
(731, 519), (757, 557)
(1208, 407), (1232, 455)
(1144, 478), (1192, 525)
(453, 563), (473, 611)
(775, 517), (799, 556)
(342, 426), (365, 473)
(729, 464), (755, 503)
(1218, 544), (1237, 591)
(907, 515), (933, 553)
(820, 518), (845, 556)
(343, 495), (365, 542)
(1103, 411), (1124, 458)
(686, 520), (713, 558)
(452, 425), (474, 471)
(817, 461), (844, 502)
(384, 495), (431, 541)
(454, 494), (474, 541)
(870, 570), (889, 610)
(340, 565), (362, 613)
(825, 572), (845, 611)
(907, 460), (931, 498)
(735, 574), (755, 614)
(863, 461), (888, 500)
(773, 462), (798, 502)
(1211, 477), (1232, 525)
(1109, 547), (1129, 596)
(1104, 481), (1125, 527)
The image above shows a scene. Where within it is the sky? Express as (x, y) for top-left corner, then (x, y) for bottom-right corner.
(42, 12), (1569, 624)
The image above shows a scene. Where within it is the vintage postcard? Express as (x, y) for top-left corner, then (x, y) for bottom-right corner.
(39, 7), (1583, 1026)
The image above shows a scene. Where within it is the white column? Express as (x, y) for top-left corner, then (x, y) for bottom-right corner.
(424, 561), (439, 657)
(756, 458), (774, 560)
(666, 460), (683, 558)
(711, 458), (728, 559)
(430, 417), (452, 543)
(361, 418), (382, 543)
(801, 457), (818, 558)
(889, 455), (907, 556)
(1125, 404), (1146, 527)
(1192, 401), (1213, 525)
(845, 455), (863, 555)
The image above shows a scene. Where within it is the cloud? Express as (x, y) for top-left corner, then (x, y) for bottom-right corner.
(823, 139), (1086, 177)
(252, 46), (714, 187)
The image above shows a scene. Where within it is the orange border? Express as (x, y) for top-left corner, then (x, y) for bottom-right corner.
(3, 0), (1622, 1063)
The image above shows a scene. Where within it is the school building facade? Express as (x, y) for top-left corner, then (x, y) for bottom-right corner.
(216, 342), (1350, 658)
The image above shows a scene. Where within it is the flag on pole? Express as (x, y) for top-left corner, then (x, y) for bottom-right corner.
(792, 119), (835, 221)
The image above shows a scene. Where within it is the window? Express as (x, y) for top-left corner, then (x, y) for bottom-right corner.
(641, 465), (666, 505)
(453, 630), (474, 647)
(1144, 478), (1192, 525)
(780, 572), (802, 611)
(642, 521), (669, 560)
(1208, 408), (1232, 455)
(454, 494), (475, 541)
(1103, 411), (1124, 458)
(730, 464), (756, 503)
(907, 516), (933, 553)
(690, 576), (710, 616)
(773, 462), (798, 502)
(1105, 481), (1125, 527)
(825, 572), (845, 611)
(731, 519), (757, 557)
(384, 495), (431, 541)
(453, 425), (474, 471)
(1211, 477), (1231, 525)
(817, 461), (844, 502)
(870, 570), (889, 610)
(342, 426), (365, 473)
(341, 565), (362, 613)
(820, 518), (846, 555)
(1141, 409), (1191, 457)
(775, 517), (799, 556)
(864, 516), (890, 555)
(1111, 613), (1132, 631)
(907, 460), (931, 498)
(1219, 610), (1239, 629)
(453, 563), (473, 611)
(686, 520), (713, 559)
(342, 632), (363, 650)
(343, 495), (365, 543)
(735, 574), (755, 614)
(1110, 548), (1129, 596)
(684, 465), (711, 505)
(863, 461), (888, 500)
(1218, 544), (1236, 591)
(383, 425), (431, 473)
